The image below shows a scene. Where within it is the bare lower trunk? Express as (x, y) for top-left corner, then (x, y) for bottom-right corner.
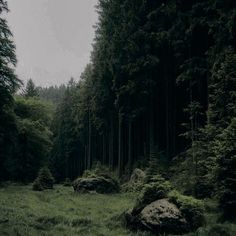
(88, 110), (92, 169)
(128, 117), (132, 174)
(109, 116), (114, 168)
(118, 112), (123, 177)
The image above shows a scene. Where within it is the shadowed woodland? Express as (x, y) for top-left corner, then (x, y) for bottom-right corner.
(0, 0), (236, 235)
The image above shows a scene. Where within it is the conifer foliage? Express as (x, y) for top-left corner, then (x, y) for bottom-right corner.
(51, 0), (236, 221)
(32, 167), (54, 191)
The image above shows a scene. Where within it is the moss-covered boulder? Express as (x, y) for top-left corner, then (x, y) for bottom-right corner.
(125, 175), (205, 235)
(32, 167), (54, 191)
(73, 176), (120, 194)
(140, 199), (189, 234)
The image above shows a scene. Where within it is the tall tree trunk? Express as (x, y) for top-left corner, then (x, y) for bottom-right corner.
(128, 117), (132, 174)
(84, 145), (87, 171)
(88, 109), (92, 169)
(118, 112), (123, 177)
(149, 103), (155, 159)
(109, 115), (114, 168)
(102, 133), (106, 165)
(164, 55), (170, 158)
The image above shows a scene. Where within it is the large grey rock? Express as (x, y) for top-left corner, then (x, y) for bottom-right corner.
(73, 176), (119, 194)
(139, 199), (188, 234)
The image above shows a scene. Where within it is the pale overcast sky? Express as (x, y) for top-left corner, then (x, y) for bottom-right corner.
(6, 0), (98, 87)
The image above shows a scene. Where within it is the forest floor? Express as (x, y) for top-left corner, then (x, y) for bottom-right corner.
(0, 184), (235, 236)
(0, 184), (150, 236)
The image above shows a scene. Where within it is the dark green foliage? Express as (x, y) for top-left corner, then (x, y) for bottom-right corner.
(0, 0), (21, 181)
(168, 190), (205, 230)
(215, 119), (236, 220)
(133, 175), (172, 215)
(22, 79), (39, 98)
(13, 97), (53, 181)
(63, 178), (72, 187)
(38, 84), (66, 105)
(33, 167), (54, 191)
(145, 158), (159, 183)
(49, 79), (82, 182)
(45, 0), (235, 223)
(122, 168), (146, 193)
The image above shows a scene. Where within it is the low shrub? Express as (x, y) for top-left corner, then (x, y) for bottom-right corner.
(63, 178), (72, 186)
(32, 179), (43, 191)
(138, 180), (172, 205)
(122, 181), (144, 193)
(132, 175), (172, 214)
(83, 162), (118, 181)
(32, 167), (54, 191)
(168, 190), (205, 230)
(122, 168), (146, 193)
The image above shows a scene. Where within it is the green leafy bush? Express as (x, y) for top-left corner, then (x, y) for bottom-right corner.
(63, 178), (72, 186)
(83, 162), (117, 180)
(132, 175), (172, 214)
(168, 190), (205, 230)
(32, 178), (44, 191)
(33, 167), (54, 191)
(122, 168), (146, 193)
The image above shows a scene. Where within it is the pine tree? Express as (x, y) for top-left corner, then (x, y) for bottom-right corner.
(23, 79), (39, 98)
(0, 0), (21, 180)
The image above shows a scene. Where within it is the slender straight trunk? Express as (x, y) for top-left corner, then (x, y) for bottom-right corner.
(145, 112), (149, 158)
(128, 117), (132, 174)
(164, 53), (170, 158)
(84, 145), (87, 170)
(118, 112), (123, 177)
(65, 154), (69, 179)
(149, 102), (155, 159)
(102, 133), (106, 165)
(109, 115), (114, 168)
(88, 109), (92, 169)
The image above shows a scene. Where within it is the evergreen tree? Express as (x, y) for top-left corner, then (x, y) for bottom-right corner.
(23, 79), (39, 98)
(0, 0), (21, 180)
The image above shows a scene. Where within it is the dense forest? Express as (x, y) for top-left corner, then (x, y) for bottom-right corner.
(0, 0), (235, 235)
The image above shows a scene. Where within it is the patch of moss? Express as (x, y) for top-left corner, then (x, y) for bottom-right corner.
(168, 190), (205, 230)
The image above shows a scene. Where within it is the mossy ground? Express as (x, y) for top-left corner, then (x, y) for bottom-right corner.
(0, 184), (235, 236)
(0, 184), (151, 236)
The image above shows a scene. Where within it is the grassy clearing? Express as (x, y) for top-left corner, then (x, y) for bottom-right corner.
(0, 184), (151, 236)
(0, 184), (235, 236)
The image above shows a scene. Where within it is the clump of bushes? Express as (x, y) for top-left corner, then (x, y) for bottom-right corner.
(83, 162), (117, 180)
(122, 168), (146, 193)
(137, 175), (173, 206)
(130, 175), (172, 215)
(168, 190), (205, 230)
(33, 167), (54, 191)
(63, 178), (72, 186)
